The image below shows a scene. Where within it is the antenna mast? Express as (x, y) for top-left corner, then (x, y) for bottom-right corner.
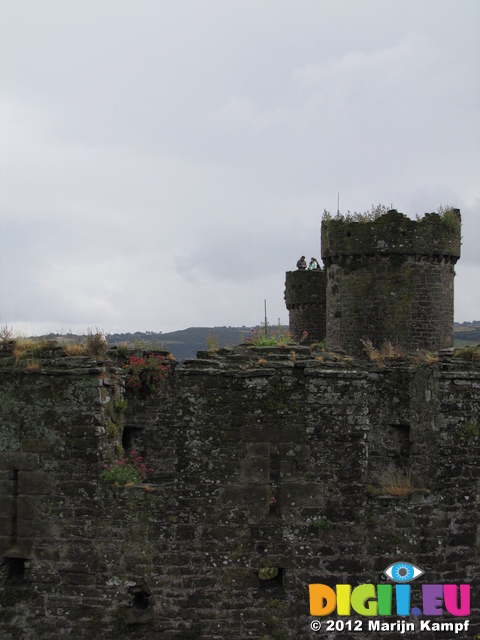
(264, 299), (268, 337)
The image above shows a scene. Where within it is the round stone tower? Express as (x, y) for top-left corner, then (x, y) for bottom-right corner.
(321, 209), (461, 355)
(284, 269), (326, 342)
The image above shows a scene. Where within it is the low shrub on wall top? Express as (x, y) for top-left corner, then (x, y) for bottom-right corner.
(124, 354), (170, 392)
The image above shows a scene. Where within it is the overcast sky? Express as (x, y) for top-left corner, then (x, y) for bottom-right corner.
(1, 0), (479, 336)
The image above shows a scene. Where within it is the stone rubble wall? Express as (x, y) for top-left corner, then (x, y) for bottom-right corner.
(323, 254), (457, 355)
(283, 210), (462, 355)
(0, 343), (478, 639)
(284, 270), (326, 344)
(321, 211), (461, 355)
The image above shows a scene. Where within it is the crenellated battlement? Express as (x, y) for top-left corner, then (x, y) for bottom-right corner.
(321, 209), (461, 261)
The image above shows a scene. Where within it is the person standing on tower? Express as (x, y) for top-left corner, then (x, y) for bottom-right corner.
(296, 256), (307, 270)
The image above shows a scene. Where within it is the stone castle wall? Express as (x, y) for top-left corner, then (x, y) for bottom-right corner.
(285, 210), (461, 355)
(0, 343), (478, 639)
(284, 270), (326, 343)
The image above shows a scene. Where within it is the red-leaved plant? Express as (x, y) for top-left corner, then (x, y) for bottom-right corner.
(124, 355), (169, 392)
(101, 450), (154, 485)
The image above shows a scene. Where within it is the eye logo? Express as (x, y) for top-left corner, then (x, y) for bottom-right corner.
(384, 561), (424, 583)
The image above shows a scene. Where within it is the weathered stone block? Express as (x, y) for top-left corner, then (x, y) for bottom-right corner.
(222, 567), (259, 588)
(241, 457), (269, 483)
(0, 515), (13, 537)
(0, 452), (39, 471)
(18, 471), (54, 495)
(0, 495), (15, 515)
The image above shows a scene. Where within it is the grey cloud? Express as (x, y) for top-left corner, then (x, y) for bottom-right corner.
(1, 0), (479, 333)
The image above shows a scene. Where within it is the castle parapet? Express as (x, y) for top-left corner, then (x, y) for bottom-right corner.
(321, 209), (461, 259)
(321, 210), (461, 355)
(284, 269), (326, 342)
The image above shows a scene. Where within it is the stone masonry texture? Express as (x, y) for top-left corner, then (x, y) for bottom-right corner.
(320, 210), (461, 356)
(0, 341), (478, 640)
(284, 270), (326, 344)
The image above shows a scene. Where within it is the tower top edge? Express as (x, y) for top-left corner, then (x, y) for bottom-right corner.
(321, 209), (461, 260)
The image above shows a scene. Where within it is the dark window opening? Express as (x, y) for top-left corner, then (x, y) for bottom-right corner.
(122, 427), (142, 453)
(392, 424), (411, 463)
(4, 557), (26, 584)
(258, 567), (285, 590)
(128, 585), (150, 610)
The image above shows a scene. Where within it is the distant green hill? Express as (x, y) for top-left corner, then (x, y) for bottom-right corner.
(108, 326), (254, 362)
(109, 322), (479, 358)
(41, 321), (479, 361)
(41, 326), (255, 362)
(453, 323), (480, 347)
(453, 321), (479, 347)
